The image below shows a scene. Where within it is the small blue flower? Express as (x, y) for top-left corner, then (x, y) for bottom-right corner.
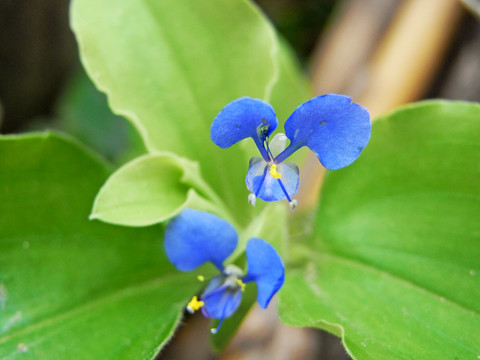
(211, 94), (371, 208)
(164, 208), (285, 333)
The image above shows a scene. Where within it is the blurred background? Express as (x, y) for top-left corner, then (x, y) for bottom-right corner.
(0, 0), (479, 358)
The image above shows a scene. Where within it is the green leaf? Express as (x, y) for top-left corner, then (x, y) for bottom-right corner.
(279, 101), (480, 359)
(91, 153), (234, 226)
(0, 133), (199, 359)
(71, 0), (310, 224)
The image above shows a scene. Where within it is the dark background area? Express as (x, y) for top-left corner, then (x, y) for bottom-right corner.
(2, 0), (478, 136)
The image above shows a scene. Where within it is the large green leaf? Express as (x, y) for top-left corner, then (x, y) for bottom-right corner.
(0, 133), (200, 359)
(71, 0), (310, 224)
(279, 101), (480, 359)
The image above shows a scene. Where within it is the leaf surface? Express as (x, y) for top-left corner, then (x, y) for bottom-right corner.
(0, 133), (198, 359)
(280, 101), (480, 359)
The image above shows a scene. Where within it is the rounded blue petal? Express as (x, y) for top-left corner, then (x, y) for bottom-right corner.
(201, 286), (242, 319)
(245, 158), (299, 202)
(164, 209), (237, 271)
(282, 94), (371, 170)
(243, 238), (285, 309)
(211, 97), (278, 148)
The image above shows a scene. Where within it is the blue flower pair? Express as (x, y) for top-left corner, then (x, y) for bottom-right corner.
(211, 94), (371, 208)
(164, 95), (370, 332)
(165, 208), (284, 334)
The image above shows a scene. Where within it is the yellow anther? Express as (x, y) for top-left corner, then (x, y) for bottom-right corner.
(197, 275), (205, 282)
(269, 164), (281, 179)
(236, 279), (246, 291)
(187, 296), (204, 313)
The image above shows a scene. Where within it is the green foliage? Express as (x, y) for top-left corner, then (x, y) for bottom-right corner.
(279, 101), (480, 359)
(0, 133), (201, 359)
(4, 0), (478, 358)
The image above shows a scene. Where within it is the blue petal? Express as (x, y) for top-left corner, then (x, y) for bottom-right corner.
(164, 209), (237, 271)
(245, 158), (299, 202)
(211, 97), (278, 152)
(201, 286), (242, 319)
(243, 238), (285, 308)
(278, 94), (371, 170)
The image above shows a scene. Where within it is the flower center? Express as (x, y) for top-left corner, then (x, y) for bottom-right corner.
(269, 164), (281, 179)
(186, 264), (245, 317)
(223, 265), (246, 291)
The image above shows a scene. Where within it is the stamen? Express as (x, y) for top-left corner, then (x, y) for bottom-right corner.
(289, 199), (298, 210)
(254, 165), (269, 198)
(253, 136), (271, 162)
(248, 193), (257, 206)
(276, 178), (293, 203)
(269, 164), (281, 179)
(264, 136), (276, 160)
(186, 296), (204, 313)
(236, 279), (246, 291)
(210, 317), (225, 334)
(197, 275), (205, 282)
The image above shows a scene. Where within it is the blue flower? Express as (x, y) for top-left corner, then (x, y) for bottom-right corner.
(164, 208), (285, 333)
(211, 94), (371, 208)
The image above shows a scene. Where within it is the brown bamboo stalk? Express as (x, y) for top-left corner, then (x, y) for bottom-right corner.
(358, 0), (462, 118)
(297, 0), (462, 211)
